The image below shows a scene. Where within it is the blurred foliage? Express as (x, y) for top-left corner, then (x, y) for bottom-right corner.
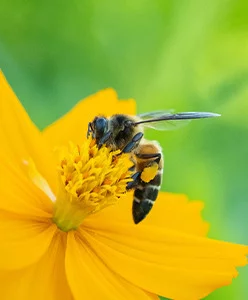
(0, 0), (248, 299)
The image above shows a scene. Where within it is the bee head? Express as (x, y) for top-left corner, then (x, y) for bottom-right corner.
(89, 116), (109, 141)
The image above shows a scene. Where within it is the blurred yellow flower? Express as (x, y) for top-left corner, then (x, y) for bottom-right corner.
(0, 70), (247, 300)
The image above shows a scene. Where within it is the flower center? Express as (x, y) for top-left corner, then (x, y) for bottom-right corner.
(52, 138), (133, 232)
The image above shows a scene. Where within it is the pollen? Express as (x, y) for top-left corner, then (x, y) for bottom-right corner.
(141, 163), (158, 183)
(53, 138), (133, 232)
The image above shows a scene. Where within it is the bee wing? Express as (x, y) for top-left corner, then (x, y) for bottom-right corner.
(138, 110), (186, 131)
(142, 119), (191, 131)
(135, 111), (220, 131)
(138, 110), (175, 119)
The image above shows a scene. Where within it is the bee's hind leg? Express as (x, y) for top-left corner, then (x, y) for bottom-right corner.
(122, 132), (143, 153)
(126, 171), (141, 190)
(122, 132), (143, 190)
(136, 152), (161, 164)
(135, 152), (162, 183)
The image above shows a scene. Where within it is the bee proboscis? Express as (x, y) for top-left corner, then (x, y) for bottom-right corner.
(88, 110), (220, 224)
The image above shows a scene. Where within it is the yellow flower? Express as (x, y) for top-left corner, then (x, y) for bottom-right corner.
(0, 70), (247, 300)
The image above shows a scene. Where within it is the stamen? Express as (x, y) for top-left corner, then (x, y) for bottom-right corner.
(53, 138), (133, 232)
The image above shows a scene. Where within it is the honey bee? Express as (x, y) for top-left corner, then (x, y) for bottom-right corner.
(87, 111), (220, 224)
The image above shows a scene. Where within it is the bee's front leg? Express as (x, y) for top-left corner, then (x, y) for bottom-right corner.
(98, 131), (112, 147)
(87, 122), (92, 138)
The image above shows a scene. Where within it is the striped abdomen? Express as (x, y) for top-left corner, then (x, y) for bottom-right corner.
(132, 141), (163, 224)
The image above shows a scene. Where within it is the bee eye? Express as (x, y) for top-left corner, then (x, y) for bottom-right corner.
(95, 117), (108, 134)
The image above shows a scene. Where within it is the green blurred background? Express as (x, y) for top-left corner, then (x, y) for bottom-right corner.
(0, 0), (247, 299)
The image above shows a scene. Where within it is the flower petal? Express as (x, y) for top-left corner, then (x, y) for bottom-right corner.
(85, 192), (209, 236)
(0, 71), (57, 214)
(0, 211), (57, 270)
(0, 232), (73, 300)
(43, 88), (136, 147)
(82, 193), (248, 300)
(0, 156), (54, 217)
(65, 231), (158, 300)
